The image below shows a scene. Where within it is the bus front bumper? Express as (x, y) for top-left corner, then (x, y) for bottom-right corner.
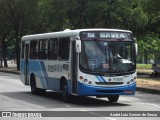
(77, 82), (136, 96)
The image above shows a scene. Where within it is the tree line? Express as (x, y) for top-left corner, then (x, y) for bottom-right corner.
(0, 0), (160, 70)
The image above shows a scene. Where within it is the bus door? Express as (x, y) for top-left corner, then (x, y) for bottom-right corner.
(24, 43), (29, 85)
(71, 41), (78, 94)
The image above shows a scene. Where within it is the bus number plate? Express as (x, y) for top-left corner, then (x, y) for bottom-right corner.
(113, 78), (123, 82)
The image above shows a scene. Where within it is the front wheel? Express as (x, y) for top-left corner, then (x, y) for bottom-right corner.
(108, 95), (119, 103)
(30, 75), (46, 95)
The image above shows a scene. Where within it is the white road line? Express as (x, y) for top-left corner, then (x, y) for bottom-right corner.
(141, 103), (160, 108)
(65, 105), (71, 107)
(80, 109), (87, 111)
(120, 99), (160, 108)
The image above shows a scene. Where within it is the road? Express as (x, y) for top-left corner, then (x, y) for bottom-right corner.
(0, 72), (159, 120)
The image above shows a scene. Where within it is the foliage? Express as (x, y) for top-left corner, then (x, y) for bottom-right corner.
(138, 33), (160, 53)
(0, 0), (160, 68)
(137, 64), (152, 69)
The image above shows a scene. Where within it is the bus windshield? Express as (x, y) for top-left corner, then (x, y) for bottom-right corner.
(79, 40), (136, 75)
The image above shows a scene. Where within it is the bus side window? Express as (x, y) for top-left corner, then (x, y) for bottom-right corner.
(21, 41), (25, 59)
(30, 40), (38, 59)
(38, 40), (48, 60)
(48, 38), (58, 60)
(58, 37), (70, 60)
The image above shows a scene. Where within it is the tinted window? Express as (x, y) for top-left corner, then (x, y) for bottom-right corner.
(30, 41), (38, 59)
(21, 41), (25, 59)
(48, 38), (58, 60)
(38, 39), (48, 59)
(58, 37), (70, 60)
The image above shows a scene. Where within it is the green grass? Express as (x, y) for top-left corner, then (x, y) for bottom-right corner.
(137, 64), (152, 69)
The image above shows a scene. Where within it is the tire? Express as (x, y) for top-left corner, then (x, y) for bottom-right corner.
(30, 75), (46, 95)
(108, 95), (119, 103)
(61, 81), (70, 102)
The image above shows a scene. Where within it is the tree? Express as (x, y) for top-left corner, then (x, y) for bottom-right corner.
(138, 33), (160, 64)
(0, 0), (39, 70)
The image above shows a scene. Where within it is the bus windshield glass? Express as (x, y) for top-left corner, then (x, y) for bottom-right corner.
(79, 40), (135, 75)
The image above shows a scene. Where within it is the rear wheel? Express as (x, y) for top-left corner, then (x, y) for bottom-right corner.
(108, 95), (119, 102)
(61, 81), (70, 102)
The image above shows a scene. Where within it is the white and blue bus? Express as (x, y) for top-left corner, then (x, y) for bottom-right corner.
(20, 29), (138, 102)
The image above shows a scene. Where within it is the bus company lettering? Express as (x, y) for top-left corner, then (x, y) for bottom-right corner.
(48, 65), (63, 72)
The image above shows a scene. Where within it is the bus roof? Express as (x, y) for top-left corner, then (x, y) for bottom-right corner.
(22, 28), (132, 41)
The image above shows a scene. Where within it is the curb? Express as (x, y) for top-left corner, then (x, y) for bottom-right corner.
(0, 70), (19, 75)
(136, 87), (160, 95)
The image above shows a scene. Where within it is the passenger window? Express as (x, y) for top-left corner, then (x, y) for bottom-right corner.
(21, 41), (25, 59)
(38, 39), (48, 59)
(58, 37), (70, 60)
(48, 38), (58, 60)
(30, 40), (38, 59)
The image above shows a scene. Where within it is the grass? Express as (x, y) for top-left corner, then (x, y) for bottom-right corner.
(137, 64), (152, 69)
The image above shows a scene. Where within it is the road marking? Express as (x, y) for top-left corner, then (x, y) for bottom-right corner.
(140, 102), (160, 108)
(127, 100), (160, 108)
(65, 105), (71, 107)
(80, 109), (87, 111)
(120, 98), (160, 108)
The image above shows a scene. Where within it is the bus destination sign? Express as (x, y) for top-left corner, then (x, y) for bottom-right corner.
(81, 31), (131, 39)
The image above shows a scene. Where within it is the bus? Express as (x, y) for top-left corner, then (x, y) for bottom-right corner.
(20, 29), (138, 102)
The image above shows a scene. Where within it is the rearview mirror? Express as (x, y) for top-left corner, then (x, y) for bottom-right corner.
(135, 43), (138, 55)
(76, 40), (81, 53)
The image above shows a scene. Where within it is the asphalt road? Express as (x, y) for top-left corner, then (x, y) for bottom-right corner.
(0, 72), (160, 120)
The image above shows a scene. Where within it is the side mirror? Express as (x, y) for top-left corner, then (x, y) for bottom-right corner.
(76, 40), (81, 53)
(135, 43), (138, 55)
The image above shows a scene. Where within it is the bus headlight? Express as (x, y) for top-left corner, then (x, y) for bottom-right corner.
(88, 81), (92, 84)
(127, 81), (130, 84)
(84, 79), (88, 82)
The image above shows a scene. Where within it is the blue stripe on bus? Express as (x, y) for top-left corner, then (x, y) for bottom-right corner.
(40, 61), (48, 77)
(40, 61), (48, 89)
(99, 76), (106, 82)
(40, 77), (46, 88)
(95, 76), (103, 82)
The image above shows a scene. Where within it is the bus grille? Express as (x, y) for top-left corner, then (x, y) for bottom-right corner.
(96, 90), (123, 93)
(95, 82), (124, 85)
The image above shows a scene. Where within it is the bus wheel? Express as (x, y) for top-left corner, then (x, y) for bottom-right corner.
(61, 81), (70, 102)
(108, 95), (119, 103)
(30, 75), (39, 94)
(30, 77), (38, 94)
(30, 76), (46, 95)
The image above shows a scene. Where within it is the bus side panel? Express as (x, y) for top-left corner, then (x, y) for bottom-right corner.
(20, 59), (25, 84)
(28, 60), (71, 93)
(28, 60), (48, 89)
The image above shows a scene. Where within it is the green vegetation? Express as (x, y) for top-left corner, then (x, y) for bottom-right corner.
(0, 0), (160, 69)
(137, 64), (152, 69)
